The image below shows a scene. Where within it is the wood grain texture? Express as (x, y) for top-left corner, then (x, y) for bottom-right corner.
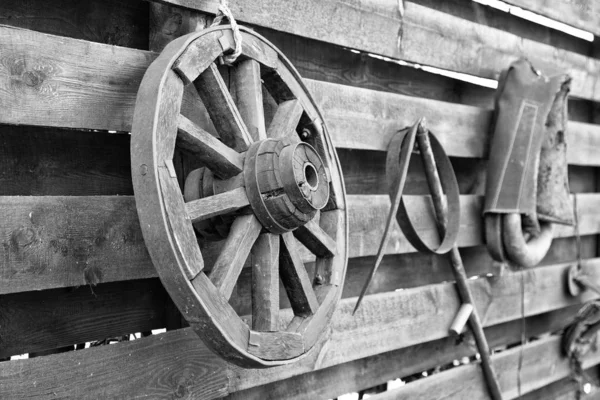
(230, 235), (597, 317)
(177, 114), (244, 179)
(413, 0), (593, 56)
(154, 0), (600, 101)
(0, 0), (149, 49)
(227, 306), (579, 400)
(233, 58), (267, 141)
(0, 25), (151, 131)
(0, 196), (152, 294)
(3, 260), (599, 398)
(230, 260), (600, 392)
(520, 368), (600, 400)
(1, 194), (599, 294)
(149, 2), (209, 52)
(194, 63), (253, 151)
(208, 214), (262, 299)
(367, 335), (600, 400)
(0, 329), (229, 399)
(0, 26), (599, 166)
(305, 80), (600, 166)
(257, 27), (461, 103)
(280, 233), (319, 317)
(251, 233), (280, 331)
(502, 0), (600, 37)
(185, 187), (249, 222)
(293, 219), (337, 257)
(266, 99), (303, 140)
(0, 279), (166, 358)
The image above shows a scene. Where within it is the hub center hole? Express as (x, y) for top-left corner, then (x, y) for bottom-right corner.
(304, 163), (319, 190)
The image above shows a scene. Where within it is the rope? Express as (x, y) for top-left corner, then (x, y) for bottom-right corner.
(210, 0), (243, 65)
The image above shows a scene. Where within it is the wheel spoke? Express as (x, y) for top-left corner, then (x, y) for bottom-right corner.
(233, 59), (267, 142)
(280, 233), (319, 317)
(185, 187), (249, 223)
(194, 63), (253, 151)
(267, 99), (303, 141)
(177, 114), (243, 179)
(251, 233), (280, 331)
(209, 214), (262, 299)
(294, 219), (337, 257)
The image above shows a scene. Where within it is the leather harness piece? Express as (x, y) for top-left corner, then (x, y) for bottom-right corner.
(484, 59), (573, 267)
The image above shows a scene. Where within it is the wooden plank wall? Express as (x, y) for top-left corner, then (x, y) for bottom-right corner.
(1, 0), (600, 398)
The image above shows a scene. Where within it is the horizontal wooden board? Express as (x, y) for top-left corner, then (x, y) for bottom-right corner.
(0, 196), (153, 294)
(0, 328), (229, 399)
(2, 260), (598, 398)
(521, 367), (600, 400)
(0, 0), (149, 49)
(502, 0), (600, 37)
(227, 306), (580, 400)
(367, 334), (600, 400)
(154, 0), (600, 101)
(1, 25), (599, 166)
(232, 260), (600, 392)
(307, 80), (600, 166)
(256, 27), (462, 103)
(1, 193), (598, 294)
(0, 279), (167, 358)
(412, 0), (592, 56)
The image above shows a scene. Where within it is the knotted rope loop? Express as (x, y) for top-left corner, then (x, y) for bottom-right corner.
(211, 0), (243, 65)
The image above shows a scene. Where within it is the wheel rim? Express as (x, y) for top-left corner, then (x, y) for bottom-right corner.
(131, 26), (348, 367)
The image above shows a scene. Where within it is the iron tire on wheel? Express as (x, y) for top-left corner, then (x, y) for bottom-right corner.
(131, 26), (348, 368)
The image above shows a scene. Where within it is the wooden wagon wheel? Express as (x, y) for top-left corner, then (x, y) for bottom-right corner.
(131, 26), (347, 368)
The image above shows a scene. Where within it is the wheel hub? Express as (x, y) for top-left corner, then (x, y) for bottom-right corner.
(244, 138), (330, 234)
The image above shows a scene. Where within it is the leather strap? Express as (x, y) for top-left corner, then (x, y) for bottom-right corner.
(353, 120), (461, 313)
(387, 126), (461, 254)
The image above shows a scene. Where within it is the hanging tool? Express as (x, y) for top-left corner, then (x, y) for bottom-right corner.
(484, 59), (573, 268)
(354, 119), (503, 400)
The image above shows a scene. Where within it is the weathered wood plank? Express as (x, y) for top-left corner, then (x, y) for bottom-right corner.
(0, 25), (599, 166)
(231, 234), (596, 317)
(1, 194), (599, 294)
(2, 261), (599, 398)
(256, 27), (462, 103)
(153, 0), (600, 101)
(413, 0), (593, 55)
(227, 306), (579, 400)
(520, 367), (600, 400)
(0, 0), (149, 49)
(348, 193), (600, 258)
(306, 80), (600, 166)
(0, 279), (167, 358)
(0, 196), (153, 294)
(0, 328), (228, 399)
(502, 0), (600, 37)
(230, 260), (600, 392)
(0, 25), (150, 131)
(367, 335), (600, 400)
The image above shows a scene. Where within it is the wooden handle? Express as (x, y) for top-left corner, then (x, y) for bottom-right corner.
(450, 303), (474, 335)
